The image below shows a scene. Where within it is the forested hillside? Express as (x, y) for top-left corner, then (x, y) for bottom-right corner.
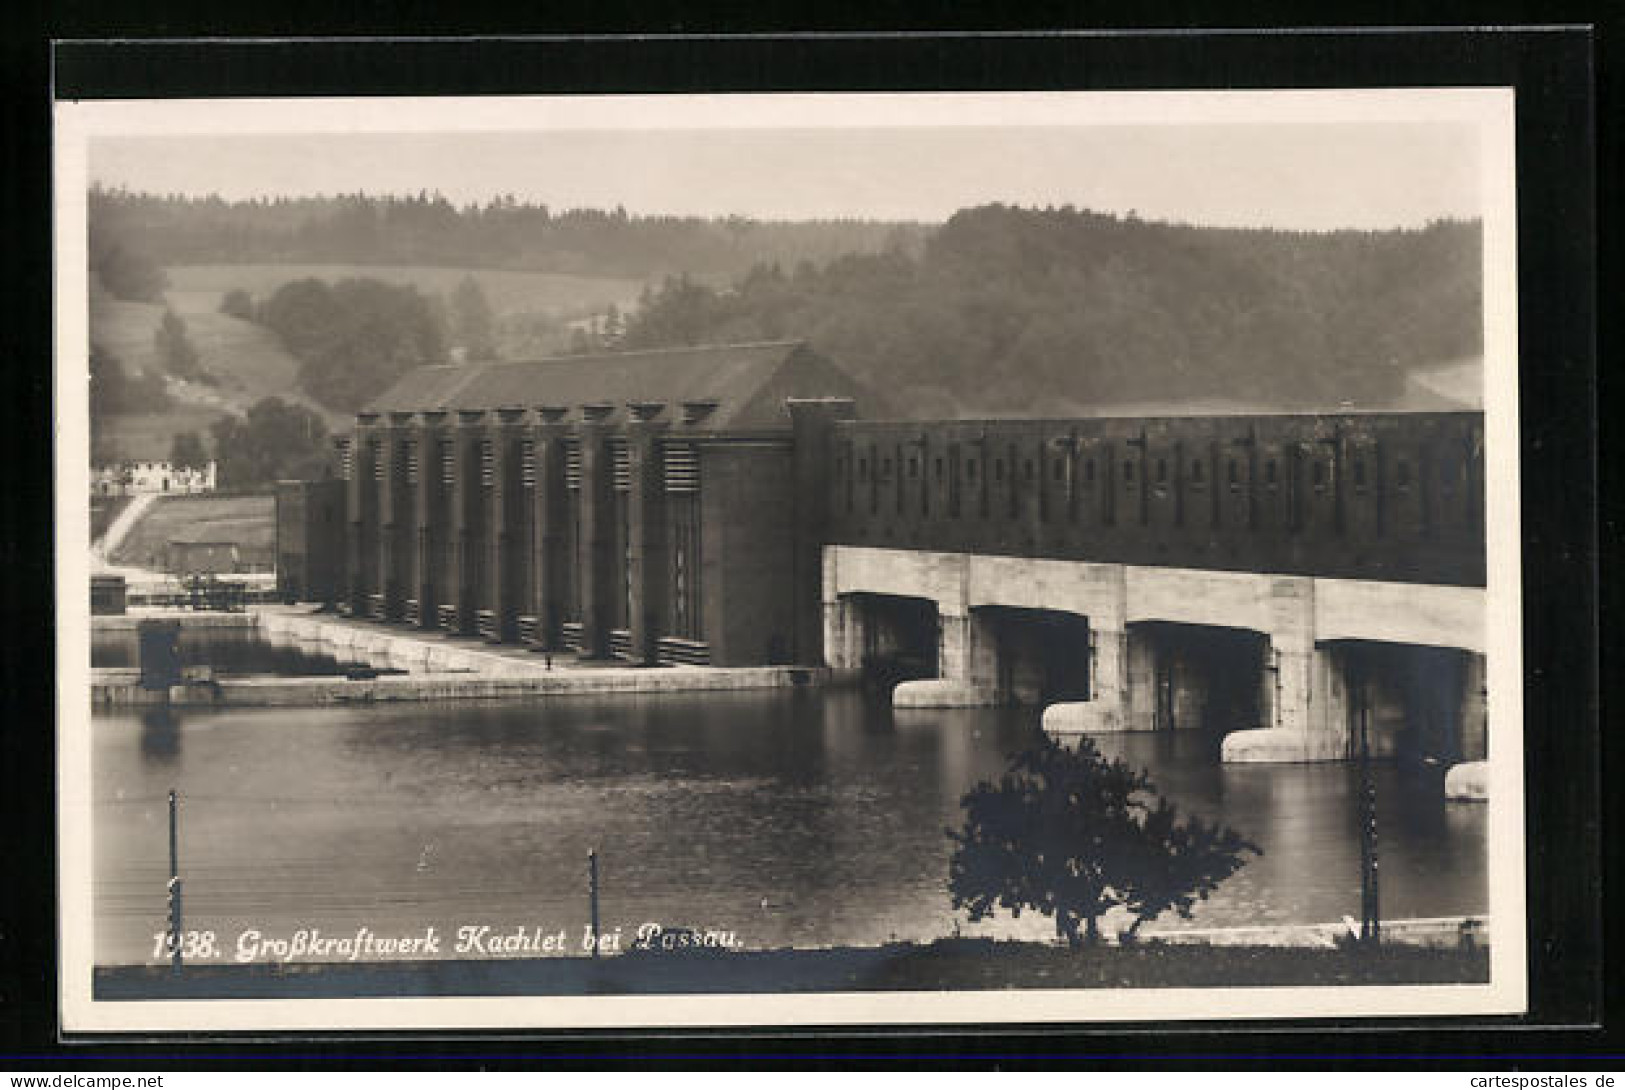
(88, 186), (929, 281)
(88, 191), (1481, 422)
(620, 205), (1482, 415)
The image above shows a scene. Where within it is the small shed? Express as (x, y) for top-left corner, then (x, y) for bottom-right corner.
(90, 574), (127, 615)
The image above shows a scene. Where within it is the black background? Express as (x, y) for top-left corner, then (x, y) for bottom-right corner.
(1, 14), (1612, 1069)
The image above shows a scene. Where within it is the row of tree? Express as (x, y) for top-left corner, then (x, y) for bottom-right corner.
(620, 205), (1483, 414)
(88, 185), (928, 280)
(155, 399), (334, 489)
(202, 397), (332, 487)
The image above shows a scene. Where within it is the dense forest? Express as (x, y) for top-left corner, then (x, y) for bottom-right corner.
(255, 278), (448, 413)
(87, 186), (928, 281)
(88, 191), (1481, 420)
(620, 205), (1482, 413)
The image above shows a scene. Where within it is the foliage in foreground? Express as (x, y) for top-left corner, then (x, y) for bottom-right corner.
(947, 733), (1260, 947)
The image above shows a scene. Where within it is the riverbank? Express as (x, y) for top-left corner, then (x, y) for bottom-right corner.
(94, 936), (1490, 1000)
(91, 606), (825, 705)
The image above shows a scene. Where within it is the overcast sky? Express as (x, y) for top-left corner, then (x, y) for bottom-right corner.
(89, 123), (1480, 231)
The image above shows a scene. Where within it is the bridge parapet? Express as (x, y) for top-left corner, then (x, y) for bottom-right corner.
(826, 413), (1484, 587)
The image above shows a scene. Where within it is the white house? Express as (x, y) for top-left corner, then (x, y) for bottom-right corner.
(93, 459), (218, 497)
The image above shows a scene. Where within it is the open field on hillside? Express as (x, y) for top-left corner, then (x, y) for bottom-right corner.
(92, 295), (319, 411)
(107, 493), (275, 571)
(165, 263), (647, 320)
(87, 260), (651, 463)
(90, 290), (343, 461)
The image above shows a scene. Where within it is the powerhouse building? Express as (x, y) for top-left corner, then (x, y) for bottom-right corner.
(320, 341), (873, 667)
(284, 337), (1486, 760)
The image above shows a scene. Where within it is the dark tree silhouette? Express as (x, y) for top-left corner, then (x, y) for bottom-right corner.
(169, 430), (208, 469)
(154, 309), (203, 380)
(88, 223), (168, 303)
(219, 288), (256, 321)
(448, 276), (498, 361)
(947, 733), (1259, 947)
(85, 184), (925, 281)
(618, 207), (1482, 415)
(208, 397), (331, 488)
(257, 277), (446, 413)
(90, 343), (170, 417)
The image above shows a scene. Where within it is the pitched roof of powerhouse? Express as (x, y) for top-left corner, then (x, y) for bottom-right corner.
(362, 341), (875, 431)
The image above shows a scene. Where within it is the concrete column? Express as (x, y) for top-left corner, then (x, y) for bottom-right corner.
(822, 596), (861, 672)
(337, 434), (358, 615)
(387, 412), (416, 621)
(486, 408), (528, 642)
(575, 411), (613, 658)
(529, 407), (568, 648)
(1094, 627), (1129, 725)
(1034, 565), (1134, 738)
(1273, 645), (1313, 734)
(1124, 625), (1157, 731)
(1042, 625), (1131, 734)
(788, 398), (857, 666)
(482, 415), (506, 640)
(376, 415), (408, 620)
(1315, 645), (1354, 755)
(1222, 576), (1346, 762)
(448, 409), (484, 636)
(1446, 651), (1489, 800)
(626, 405), (669, 666)
(414, 411), (447, 629)
(342, 416), (376, 615)
(359, 416), (383, 615)
(372, 420), (393, 619)
(1457, 651), (1487, 762)
(895, 608), (998, 708)
(819, 549), (860, 674)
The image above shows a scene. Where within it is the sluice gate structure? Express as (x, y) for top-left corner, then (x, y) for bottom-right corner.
(282, 341), (1487, 771)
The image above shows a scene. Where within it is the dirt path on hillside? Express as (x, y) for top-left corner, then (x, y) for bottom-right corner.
(91, 492), (157, 567)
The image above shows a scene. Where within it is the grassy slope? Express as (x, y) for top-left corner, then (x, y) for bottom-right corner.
(91, 290), (338, 461)
(107, 493), (276, 570)
(90, 264), (651, 463)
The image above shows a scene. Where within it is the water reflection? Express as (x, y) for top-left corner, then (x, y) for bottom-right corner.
(138, 706), (180, 764)
(92, 691), (1487, 966)
(93, 629), (361, 676)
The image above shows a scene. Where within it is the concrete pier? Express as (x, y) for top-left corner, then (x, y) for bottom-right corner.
(824, 545), (1487, 764)
(91, 608), (824, 708)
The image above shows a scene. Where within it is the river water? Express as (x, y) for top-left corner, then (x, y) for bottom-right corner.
(91, 683), (1487, 967)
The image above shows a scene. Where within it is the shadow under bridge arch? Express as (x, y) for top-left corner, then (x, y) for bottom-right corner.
(838, 591), (941, 691)
(968, 604), (1095, 707)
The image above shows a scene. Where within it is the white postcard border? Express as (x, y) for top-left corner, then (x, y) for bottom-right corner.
(53, 87), (1525, 1033)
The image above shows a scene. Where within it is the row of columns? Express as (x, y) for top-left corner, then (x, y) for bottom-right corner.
(827, 555), (1486, 766)
(338, 406), (676, 664)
